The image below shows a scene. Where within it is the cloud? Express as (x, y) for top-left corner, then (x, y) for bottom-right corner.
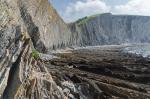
(63, 0), (110, 22)
(61, 0), (150, 22)
(113, 0), (150, 16)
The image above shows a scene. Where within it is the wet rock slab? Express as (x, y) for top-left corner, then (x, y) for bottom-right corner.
(47, 45), (150, 99)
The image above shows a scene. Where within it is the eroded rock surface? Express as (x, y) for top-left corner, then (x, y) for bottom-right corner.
(69, 13), (150, 46)
(0, 0), (72, 53)
(49, 46), (150, 99)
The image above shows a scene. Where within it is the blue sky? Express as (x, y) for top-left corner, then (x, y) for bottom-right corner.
(50, 0), (150, 22)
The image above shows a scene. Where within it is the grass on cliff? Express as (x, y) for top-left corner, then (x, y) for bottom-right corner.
(77, 14), (101, 25)
(32, 49), (39, 59)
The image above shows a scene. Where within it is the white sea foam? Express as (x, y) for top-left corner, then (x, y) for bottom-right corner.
(124, 43), (150, 58)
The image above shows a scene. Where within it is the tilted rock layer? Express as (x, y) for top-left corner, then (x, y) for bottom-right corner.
(19, 0), (72, 51)
(0, 0), (72, 53)
(0, 0), (70, 98)
(69, 13), (150, 46)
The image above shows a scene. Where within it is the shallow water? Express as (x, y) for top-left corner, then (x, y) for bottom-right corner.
(51, 43), (150, 59)
(123, 43), (150, 58)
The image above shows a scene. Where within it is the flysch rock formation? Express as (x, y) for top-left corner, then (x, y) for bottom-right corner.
(0, 0), (72, 53)
(0, 0), (150, 99)
(69, 13), (150, 46)
(0, 0), (71, 98)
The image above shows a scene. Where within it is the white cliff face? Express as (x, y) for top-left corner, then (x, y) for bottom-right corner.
(112, 15), (150, 43)
(69, 13), (150, 46)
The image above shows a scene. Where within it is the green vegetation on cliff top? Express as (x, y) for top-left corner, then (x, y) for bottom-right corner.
(77, 14), (101, 25)
(76, 13), (111, 25)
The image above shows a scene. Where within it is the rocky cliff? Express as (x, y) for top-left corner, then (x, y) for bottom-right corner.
(20, 0), (72, 51)
(69, 13), (150, 46)
(0, 0), (71, 98)
(0, 0), (72, 53)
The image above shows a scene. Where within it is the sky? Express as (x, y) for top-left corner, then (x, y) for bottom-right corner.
(50, 0), (150, 22)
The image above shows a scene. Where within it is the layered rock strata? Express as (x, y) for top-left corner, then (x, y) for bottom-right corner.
(69, 13), (150, 46)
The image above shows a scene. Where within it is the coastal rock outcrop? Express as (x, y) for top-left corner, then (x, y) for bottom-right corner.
(69, 13), (150, 46)
(18, 0), (72, 51)
(0, 0), (70, 98)
(0, 0), (72, 53)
